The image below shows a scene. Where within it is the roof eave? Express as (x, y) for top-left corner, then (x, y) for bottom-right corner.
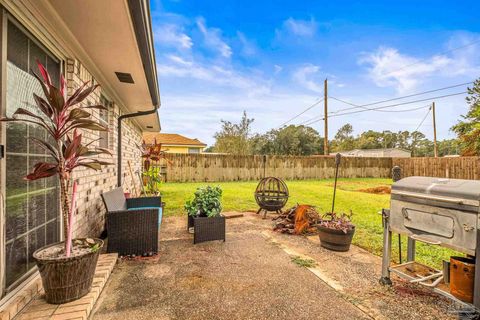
(127, 0), (161, 131)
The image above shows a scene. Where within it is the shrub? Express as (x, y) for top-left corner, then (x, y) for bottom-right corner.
(185, 186), (222, 217)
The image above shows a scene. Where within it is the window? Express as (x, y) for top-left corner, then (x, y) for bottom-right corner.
(188, 148), (200, 154)
(4, 20), (61, 292)
(98, 95), (111, 149)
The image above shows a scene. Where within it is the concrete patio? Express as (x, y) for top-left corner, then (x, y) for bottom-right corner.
(92, 212), (456, 320)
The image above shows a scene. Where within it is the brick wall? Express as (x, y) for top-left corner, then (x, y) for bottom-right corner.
(65, 59), (143, 238)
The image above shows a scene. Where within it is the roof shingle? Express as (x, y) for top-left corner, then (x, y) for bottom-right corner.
(143, 133), (207, 147)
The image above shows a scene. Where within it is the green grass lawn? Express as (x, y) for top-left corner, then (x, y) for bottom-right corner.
(161, 178), (459, 268)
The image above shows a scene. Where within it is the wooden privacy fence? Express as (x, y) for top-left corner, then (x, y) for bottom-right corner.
(393, 157), (480, 180)
(161, 154), (480, 182)
(163, 154), (393, 182)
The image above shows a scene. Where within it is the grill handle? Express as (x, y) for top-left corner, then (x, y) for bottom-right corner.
(393, 191), (466, 205)
(409, 234), (441, 245)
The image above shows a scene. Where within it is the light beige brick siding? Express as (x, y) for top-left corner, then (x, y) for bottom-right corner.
(65, 59), (143, 238)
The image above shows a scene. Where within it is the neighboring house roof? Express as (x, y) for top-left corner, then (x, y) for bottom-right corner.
(143, 133), (207, 147)
(31, 0), (160, 132)
(334, 148), (412, 157)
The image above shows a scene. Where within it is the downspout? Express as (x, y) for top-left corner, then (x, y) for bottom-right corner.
(118, 0), (160, 187)
(117, 108), (158, 187)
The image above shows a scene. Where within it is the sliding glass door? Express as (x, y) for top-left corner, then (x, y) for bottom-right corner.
(3, 18), (61, 294)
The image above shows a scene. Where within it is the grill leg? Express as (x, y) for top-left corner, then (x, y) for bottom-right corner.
(407, 237), (416, 262)
(474, 229), (480, 309)
(380, 209), (392, 286)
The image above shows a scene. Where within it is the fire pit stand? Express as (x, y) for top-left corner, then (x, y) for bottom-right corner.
(254, 177), (289, 219)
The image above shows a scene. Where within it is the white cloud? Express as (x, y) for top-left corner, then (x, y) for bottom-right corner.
(359, 47), (452, 93)
(154, 23), (192, 49)
(157, 57), (270, 96)
(359, 35), (480, 94)
(274, 65), (283, 75)
(196, 17), (232, 58)
(237, 31), (256, 56)
(293, 64), (323, 93)
(282, 17), (318, 37)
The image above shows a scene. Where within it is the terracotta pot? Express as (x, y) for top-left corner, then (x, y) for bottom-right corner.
(33, 239), (103, 304)
(450, 256), (475, 303)
(317, 225), (355, 252)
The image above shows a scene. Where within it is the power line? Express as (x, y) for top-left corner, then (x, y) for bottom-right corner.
(329, 97), (431, 113)
(328, 81), (472, 113)
(301, 104), (429, 126)
(303, 91), (467, 125)
(328, 91), (466, 118)
(277, 97), (324, 128)
(414, 106), (432, 132)
(381, 40), (480, 77)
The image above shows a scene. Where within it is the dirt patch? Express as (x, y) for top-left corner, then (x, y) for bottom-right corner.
(358, 186), (391, 194)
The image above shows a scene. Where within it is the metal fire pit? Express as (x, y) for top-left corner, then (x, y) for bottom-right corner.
(380, 174), (480, 310)
(254, 177), (289, 219)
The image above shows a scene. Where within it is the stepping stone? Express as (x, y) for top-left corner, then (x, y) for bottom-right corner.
(222, 212), (245, 219)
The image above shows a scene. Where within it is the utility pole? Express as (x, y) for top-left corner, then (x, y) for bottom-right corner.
(324, 79), (329, 155)
(432, 102), (438, 157)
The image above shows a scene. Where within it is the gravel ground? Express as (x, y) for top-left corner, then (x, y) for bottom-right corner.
(92, 212), (457, 320)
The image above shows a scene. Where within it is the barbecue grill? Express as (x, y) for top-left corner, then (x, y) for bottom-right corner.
(380, 176), (480, 309)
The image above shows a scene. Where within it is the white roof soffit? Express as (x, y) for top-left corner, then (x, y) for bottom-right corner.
(43, 0), (160, 131)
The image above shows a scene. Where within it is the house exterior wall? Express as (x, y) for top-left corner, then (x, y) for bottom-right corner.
(161, 145), (204, 154)
(65, 59), (143, 238)
(0, 3), (144, 317)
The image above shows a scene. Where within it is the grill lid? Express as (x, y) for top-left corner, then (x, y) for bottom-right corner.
(392, 176), (480, 202)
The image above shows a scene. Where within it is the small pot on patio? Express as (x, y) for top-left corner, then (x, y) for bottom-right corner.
(317, 212), (355, 252)
(185, 186), (225, 243)
(33, 238), (103, 304)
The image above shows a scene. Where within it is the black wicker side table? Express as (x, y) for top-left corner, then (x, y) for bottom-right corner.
(193, 215), (226, 244)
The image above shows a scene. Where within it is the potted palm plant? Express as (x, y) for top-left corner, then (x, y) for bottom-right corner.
(1, 62), (111, 304)
(184, 186), (225, 243)
(317, 212), (355, 252)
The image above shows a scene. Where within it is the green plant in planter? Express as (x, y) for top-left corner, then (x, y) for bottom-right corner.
(185, 186), (222, 217)
(143, 166), (162, 195)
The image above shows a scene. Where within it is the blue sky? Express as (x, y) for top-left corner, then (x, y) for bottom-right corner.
(151, 0), (480, 146)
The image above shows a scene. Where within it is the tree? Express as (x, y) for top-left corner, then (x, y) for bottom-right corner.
(451, 79), (480, 155)
(212, 111), (254, 154)
(252, 125), (323, 155)
(332, 124), (355, 151)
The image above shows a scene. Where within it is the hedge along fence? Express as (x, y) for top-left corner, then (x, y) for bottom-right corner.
(393, 156), (480, 180)
(162, 154), (393, 182)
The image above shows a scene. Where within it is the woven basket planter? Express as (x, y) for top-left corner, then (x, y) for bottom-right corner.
(33, 239), (103, 304)
(317, 225), (355, 252)
(193, 216), (225, 244)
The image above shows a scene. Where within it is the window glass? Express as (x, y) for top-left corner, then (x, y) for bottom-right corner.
(98, 95), (111, 149)
(4, 20), (61, 291)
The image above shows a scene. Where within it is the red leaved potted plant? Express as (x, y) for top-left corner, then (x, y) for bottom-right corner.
(1, 62), (111, 304)
(317, 212), (356, 252)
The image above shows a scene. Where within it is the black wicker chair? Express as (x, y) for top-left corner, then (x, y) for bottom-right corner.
(101, 188), (161, 255)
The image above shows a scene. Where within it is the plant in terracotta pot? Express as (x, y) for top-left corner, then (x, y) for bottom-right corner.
(184, 186), (225, 243)
(317, 211), (355, 252)
(0, 62), (111, 304)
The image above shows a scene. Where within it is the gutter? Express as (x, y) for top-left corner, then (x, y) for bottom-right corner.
(118, 0), (160, 187)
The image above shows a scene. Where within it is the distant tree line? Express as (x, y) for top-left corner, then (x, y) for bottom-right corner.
(207, 79), (480, 157)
